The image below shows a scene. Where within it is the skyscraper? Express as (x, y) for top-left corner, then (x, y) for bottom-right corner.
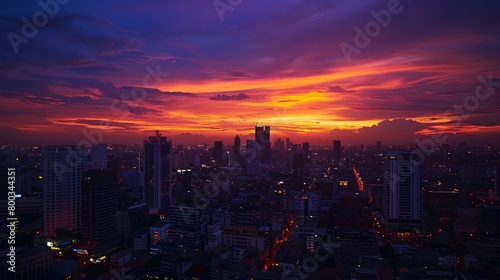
(303, 142), (310, 163)
(333, 140), (341, 166)
(81, 169), (118, 244)
(384, 151), (422, 225)
(246, 139), (260, 175)
(255, 119), (271, 164)
(43, 146), (87, 237)
(175, 168), (192, 204)
(90, 143), (107, 170)
(292, 153), (305, 190)
(233, 135), (241, 163)
(212, 141), (223, 166)
(143, 130), (172, 211)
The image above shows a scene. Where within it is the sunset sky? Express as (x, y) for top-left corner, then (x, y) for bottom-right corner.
(1, 0), (500, 146)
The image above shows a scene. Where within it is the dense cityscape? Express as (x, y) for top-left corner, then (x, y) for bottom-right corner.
(1, 121), (500, 279)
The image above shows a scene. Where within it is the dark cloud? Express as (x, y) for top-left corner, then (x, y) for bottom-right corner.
(325, 85), (356, 93)
(209, 93), (250, 101)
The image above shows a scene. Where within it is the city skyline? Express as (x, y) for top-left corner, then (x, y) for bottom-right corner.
(3, 1), (500, 279)
(1, 1), (500, 146)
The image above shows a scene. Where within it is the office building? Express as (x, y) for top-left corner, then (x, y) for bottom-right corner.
(333, 140), (341, 166)
(81, 169), (118, 244)
(143, 130), (172, 211)
(292, 153), (304, 190)
(255, 119), (271, 164)
(213, 141), (224, 166)
(90, 143), (107, 169)
(303, 142), (310, 163)
(246, 140), (260, 175)
(233, 135), (242, 163)
(43, 146), (86, 237)
(384, 151), (422, 225)
(166, 205), (209, 251)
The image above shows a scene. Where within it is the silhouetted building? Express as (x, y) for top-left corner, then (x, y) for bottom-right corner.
(333, 140), (341, 166)
(292, 154), (305, 190)
(255, 119), (271, 164)
(116, 203), (149, 240)
(213, 141), (224, 166)
(143, 130), (172, 211)
(81, 169), (118, 244)
(303, 142), (310, 163)
(43, 146), (87, 237)
(90, 143), (107, 169)
(175, 168), (192, 204)
(233, 135), (242, 163)
(275, 138), (285, 154)
(246, 140), (260, 175)
(384, 151), (422, 225)
(166, 205), (208, 251)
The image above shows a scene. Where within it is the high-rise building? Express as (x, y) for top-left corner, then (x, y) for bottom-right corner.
(90, 143), (107, 169)
(81, 169), (118, 244)
(175, 168), (192, 204)
(294, 193), (319, 227)
(255, 119), (271, 164)
(292, 153), (305, 190)
(43, 146), (87, 237)
(286, 138), (292, 151)
(496, 165), (500, 197)
(384, 151), (422, 224)
(333, 140), (341, 166)
(233, 135), (241, 163)
(275, 138), (285, 154)
(246, 140), (260, 175)
(303, 142), (310, 163)
(166, 205), (208, 251)
(143, 130), (172, 211)
(213, 141), (223, 166)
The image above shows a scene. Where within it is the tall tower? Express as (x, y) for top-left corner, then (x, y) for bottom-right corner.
(303, 142), (311, 163)
(233, 135), (241, 163)
(143, 130), (172, 211)
(333, 140), (341, 167)
(81, 169), (118, 244)
(384, 151), (422, 224)
(213, 141), (223, 166)
(43, 146), (87, 237)
(255, 119), (271, 164)
(292, 153), (305, 190)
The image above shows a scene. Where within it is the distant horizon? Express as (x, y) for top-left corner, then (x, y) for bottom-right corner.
(2, 117), (500, 148)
